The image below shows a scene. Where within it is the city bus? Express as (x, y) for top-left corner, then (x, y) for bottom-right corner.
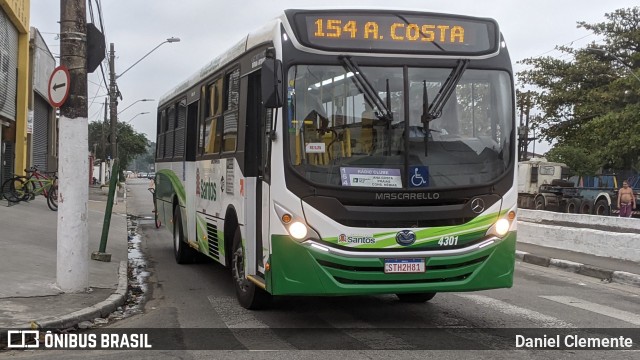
(154, 8), (517, 309)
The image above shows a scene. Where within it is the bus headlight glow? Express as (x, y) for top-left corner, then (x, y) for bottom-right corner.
(485, 209), (516, 239)
(494, 218), (510, 237)
(288, 221), (308, 240)
(274, 203), (321, 242)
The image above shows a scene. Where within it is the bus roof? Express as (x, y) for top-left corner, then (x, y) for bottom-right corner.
(159, 8), (502, 106)
(158, 17), (281, 106)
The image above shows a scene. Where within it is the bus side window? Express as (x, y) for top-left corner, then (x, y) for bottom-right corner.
(204, 78), (223, 154)
(198, 85), (206, 155)
(222, 68), (240, 152)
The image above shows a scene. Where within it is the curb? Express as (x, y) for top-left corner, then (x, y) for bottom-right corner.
(516, 250), (640, 288)
(37, 261), (128, 330)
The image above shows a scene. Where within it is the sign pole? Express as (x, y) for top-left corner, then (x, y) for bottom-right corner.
(57, 0), (89, 292)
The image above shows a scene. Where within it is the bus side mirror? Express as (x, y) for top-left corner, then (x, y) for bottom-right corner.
(261, 57), (283, 108)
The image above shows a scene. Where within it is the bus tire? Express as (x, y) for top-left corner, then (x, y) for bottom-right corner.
(231, 227), (271, 310)
(579, 200), (592, 214)
(173, 206), (197, 264)
(396, 292), (437, 303)
(593, 199), (610, 216)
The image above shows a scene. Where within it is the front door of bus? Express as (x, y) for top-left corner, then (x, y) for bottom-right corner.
(246, 70), (269, 278)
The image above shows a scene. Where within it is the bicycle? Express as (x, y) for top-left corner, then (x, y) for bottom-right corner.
(1, 166), (58, 211)
(148, 185), (161, 228)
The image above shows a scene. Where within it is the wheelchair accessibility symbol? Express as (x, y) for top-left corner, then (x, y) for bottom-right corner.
(409, 166), (429, 188)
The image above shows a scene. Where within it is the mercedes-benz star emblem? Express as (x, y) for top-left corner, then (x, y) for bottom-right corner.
(396, 230), (416, 246)
(470, 198), (485, 214)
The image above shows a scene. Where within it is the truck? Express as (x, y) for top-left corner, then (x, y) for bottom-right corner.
(518, 158), (639, 217)
(517, 158), (581, 212)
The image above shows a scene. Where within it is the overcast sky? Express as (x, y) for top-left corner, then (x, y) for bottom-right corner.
(30, 0), (638, 154)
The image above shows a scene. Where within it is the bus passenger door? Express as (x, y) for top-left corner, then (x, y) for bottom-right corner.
(245, 70), (270, 279)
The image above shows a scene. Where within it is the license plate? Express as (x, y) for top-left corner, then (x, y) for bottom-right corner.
(384, 258), (425, 274)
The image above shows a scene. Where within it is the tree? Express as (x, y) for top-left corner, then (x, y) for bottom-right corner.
(517, 7), (640, 171)
(88, 120), (149, 177)
(132, 142), (156, 172)
(545, 144), (601, 176)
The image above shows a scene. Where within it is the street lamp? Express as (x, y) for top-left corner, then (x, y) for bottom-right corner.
(125, 112), (150, 123)
(116, 37), (181, 80)
(586, 47), (640, 83)
(118, 98), (155, 115)
(108, 37), (180, 161)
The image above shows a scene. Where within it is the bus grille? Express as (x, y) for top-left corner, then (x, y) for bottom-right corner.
(317, 256), (487, 286)
(207, 223), (220, 258)
(334, 273), (472, 285)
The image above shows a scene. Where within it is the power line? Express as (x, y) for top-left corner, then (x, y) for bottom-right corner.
(94, 0), (110, 109)
(528, 33), (594, 60)
(515, 32), (596, 73)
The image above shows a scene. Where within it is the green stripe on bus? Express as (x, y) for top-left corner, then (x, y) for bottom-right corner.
(157, 169), (186, 206)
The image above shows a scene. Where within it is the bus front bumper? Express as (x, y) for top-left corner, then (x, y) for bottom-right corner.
(267, 232), (516, 296)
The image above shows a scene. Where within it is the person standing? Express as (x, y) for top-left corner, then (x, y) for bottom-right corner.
(617, 180), (636, 217)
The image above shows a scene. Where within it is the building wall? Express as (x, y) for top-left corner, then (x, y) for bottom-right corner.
(30, 27), (56, 172)
(0, 0), (30, 181)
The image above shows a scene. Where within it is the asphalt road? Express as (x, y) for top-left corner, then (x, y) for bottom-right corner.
(7, 179), (640, 359)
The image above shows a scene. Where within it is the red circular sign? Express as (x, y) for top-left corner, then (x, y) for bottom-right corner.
(48, 65), (71, 107)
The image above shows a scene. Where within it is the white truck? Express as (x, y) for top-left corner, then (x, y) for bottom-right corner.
(517, 158), (581, 212)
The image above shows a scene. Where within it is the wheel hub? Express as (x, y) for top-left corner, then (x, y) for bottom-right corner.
(233, 247), (250, 293)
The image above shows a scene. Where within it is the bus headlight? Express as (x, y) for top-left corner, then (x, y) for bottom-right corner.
(274, 202), (320, 242)
(494, 219), (510, 237)
(486, 209), (516, 238)
(288, 221), (308, 240)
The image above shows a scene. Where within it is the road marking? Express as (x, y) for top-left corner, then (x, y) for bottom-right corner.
(207, 295), (294, 350)
(313, 308), (414, 350)
(456, 294), (572, 328)
(540, 296), (640, 326)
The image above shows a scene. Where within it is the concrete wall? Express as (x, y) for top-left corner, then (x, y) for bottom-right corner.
(518, 209), (640, 262)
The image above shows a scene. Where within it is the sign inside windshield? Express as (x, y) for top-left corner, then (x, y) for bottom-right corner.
(340, 167), (402, 188)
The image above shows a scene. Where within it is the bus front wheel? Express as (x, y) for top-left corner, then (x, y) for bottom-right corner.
(231, 227), (271, 310)
(396, 292), (437, 303)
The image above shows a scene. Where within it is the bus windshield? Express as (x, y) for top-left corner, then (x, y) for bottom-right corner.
(286, 65), (513, 189)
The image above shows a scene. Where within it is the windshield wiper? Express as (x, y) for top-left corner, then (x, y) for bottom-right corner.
(339, 56), (393, 122)
(420, 80), (430, 156)
(421, 59), (468, 156)
(425, 59), (469, 121)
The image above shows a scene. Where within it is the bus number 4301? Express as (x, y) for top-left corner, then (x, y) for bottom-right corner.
(438, 236), (459, 246)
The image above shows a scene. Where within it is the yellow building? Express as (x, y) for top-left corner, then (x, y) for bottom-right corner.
(0, 0), (30, 183)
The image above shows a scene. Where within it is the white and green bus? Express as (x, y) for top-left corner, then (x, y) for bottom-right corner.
(155, 8), (517, 309)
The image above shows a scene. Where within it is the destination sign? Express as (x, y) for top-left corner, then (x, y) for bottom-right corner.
(289, 11), (499, 56)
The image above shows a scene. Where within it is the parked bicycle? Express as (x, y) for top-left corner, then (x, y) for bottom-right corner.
(1, 166), (58, 211)
(148, 184), (161, 228)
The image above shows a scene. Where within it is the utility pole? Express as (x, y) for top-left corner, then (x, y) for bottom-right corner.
(102, 97), (107, 161)
(58, 0), (89, 292)
(108, 43), (118, 163)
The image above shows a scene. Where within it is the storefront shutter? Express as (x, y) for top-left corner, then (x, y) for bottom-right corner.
(0, 10), (19, 121)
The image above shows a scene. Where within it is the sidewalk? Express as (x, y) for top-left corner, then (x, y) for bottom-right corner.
(0, 185), (128, 331)
(517, 242), (640, 287)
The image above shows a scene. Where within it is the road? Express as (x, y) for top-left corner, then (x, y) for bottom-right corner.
(7, 179), (640, 359)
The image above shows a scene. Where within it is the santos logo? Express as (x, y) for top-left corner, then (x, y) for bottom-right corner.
(200, 179), (217, 201)
(338, 234), (376, 244)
